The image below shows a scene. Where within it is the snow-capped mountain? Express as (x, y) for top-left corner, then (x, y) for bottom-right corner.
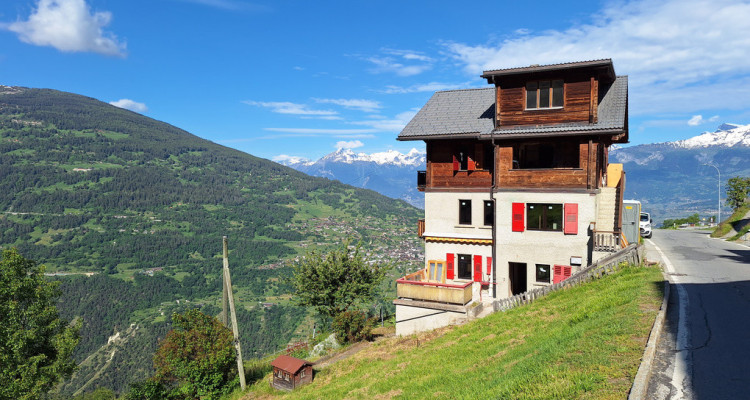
(671, 123), (750, 149)
(277, 148), (426, 208)
(611, 123), (750, 222)
(276, 123), (749, 220)
(318, 148), (425, 166)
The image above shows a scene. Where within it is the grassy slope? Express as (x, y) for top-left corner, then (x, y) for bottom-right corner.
(241, 265), (663, 400)
(710, 203), (750, 240)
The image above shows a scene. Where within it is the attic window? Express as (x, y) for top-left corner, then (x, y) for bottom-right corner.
(526, 80), (564, 109)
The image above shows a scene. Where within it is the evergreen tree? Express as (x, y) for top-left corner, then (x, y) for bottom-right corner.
(0, 249), (79, 399)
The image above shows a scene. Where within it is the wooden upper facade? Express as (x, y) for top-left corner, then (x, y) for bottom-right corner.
(400, 59), (627, 191)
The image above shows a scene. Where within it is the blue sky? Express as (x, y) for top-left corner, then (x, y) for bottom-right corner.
(1, 0), (750, 162)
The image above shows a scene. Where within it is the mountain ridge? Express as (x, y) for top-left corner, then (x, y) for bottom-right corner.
(280, 123), (750, 220)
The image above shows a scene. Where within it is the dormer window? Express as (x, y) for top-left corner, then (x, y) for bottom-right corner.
(526, 80), (564, 109)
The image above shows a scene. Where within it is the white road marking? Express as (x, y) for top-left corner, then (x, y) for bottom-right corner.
(652, 241), (693, 400)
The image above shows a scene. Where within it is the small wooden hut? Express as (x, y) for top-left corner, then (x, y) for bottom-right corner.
(270, 355), (313, 391)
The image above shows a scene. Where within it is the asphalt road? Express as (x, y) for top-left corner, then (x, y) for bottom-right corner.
(644, 229), (750, 400)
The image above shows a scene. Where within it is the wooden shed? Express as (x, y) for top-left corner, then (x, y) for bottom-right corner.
(270, 355), (313, 391)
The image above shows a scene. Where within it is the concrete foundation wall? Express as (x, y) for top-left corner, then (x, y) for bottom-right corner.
(395, 303), (466, 336)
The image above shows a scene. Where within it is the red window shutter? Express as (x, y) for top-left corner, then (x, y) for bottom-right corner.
(473, 255), (482, 282)
(486, 256), (492, 275)
(553, 265), (572, 284)
(446, 253), (454, 280)
(564, 203), (578, 235)
(553, 265), (564, 284)
(512, 203), (525, 232)
(452, 156), (459, 172)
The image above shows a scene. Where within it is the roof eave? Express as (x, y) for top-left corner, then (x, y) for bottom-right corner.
(397, 132), (482, 141)
(479, 128), (626, 140)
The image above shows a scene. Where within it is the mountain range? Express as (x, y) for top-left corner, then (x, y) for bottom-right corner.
(281, 123), (750, 222)
(278, 148), (426, 208)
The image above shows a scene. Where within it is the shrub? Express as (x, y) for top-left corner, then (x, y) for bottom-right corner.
(332, 311), (373, 344)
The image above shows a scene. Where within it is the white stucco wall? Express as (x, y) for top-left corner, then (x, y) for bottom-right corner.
(421, 190), (598, 300)
(493, 190), (597, 297)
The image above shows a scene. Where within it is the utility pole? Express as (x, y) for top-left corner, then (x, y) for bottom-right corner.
(222, 236), (246, 390)
(703, 163), (721, 225)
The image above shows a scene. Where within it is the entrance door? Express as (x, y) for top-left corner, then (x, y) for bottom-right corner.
(509, 262), (527, 295)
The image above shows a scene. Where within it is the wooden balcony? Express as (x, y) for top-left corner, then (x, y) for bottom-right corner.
(396, 269), (472, 305)
(417, 219), (425, 238)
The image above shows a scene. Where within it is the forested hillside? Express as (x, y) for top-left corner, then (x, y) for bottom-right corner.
(0, 86), (423, 395)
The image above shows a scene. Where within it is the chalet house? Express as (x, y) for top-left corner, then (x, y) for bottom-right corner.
(270, 355), (313, 391)
(394, 59), (628, 335)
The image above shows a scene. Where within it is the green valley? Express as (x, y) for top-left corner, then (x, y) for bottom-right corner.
(0, 86), (423, 396)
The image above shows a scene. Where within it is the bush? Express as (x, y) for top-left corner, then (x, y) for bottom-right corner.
(332, 311), (373, 344)
(152, 309), (238, 399)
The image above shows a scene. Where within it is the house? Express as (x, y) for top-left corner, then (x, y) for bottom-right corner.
(394, 59), (628, 335)
(270, 355), (313, 391)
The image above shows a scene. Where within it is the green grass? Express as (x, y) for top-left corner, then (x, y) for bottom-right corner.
(236, 265), (663, 400)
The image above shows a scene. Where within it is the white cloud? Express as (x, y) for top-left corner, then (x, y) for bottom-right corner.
(109, 99), (147, 113)
(687, 114), (720, 126)
(443, 0), (750, 115)
(364, 48), (434, 77)
(175, 0), (268, 11)
(380, 81), (470, 94)
(264, 128), (378, 135)
(687, 115), (703, 126)
(335, 140), (364, 150)
(383, 48), (434, 62)
(314, 98), (381, 112)
(244, 101), (337, 116)
(352, 110), (418, 131)
(272, 154), (310, 163)
(4, 0), (125, 56)
(367, 56), (431, 76)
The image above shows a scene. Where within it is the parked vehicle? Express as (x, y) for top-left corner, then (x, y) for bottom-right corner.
(640, 212), (652, 238)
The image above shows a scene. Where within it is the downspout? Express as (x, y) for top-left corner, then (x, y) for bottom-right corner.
(490, 96), (498, 299)
(490, 133), (497, 299)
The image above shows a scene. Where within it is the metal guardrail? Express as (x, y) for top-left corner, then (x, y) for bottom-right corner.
(494, 244), (642, 311)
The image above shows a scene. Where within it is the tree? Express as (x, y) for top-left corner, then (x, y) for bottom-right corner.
(152, 309), (237, 400)
(726, 176), (750, 211)
(289, 241), (389, 321)
(0, 248), (79, 399)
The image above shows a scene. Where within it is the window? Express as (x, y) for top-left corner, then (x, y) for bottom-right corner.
(526, 80), (564, 109)
(457, 254), (472, 279)
(484, 200), (494, 226)
(536, 264), (551, 283)
(459, 200), (472, 225)
(513, 141), (580, 169)
(527, 203), (563, 231)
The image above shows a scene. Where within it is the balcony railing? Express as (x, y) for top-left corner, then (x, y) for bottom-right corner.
(417, 170), (426, 191)
(396, 269), (472, 305)
(417, 219), (425, 238)
(593, 230), (621, 252)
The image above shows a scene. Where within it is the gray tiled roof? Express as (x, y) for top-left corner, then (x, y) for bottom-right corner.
(397, 76), (628, 141)
(398, 88), (496, 139)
